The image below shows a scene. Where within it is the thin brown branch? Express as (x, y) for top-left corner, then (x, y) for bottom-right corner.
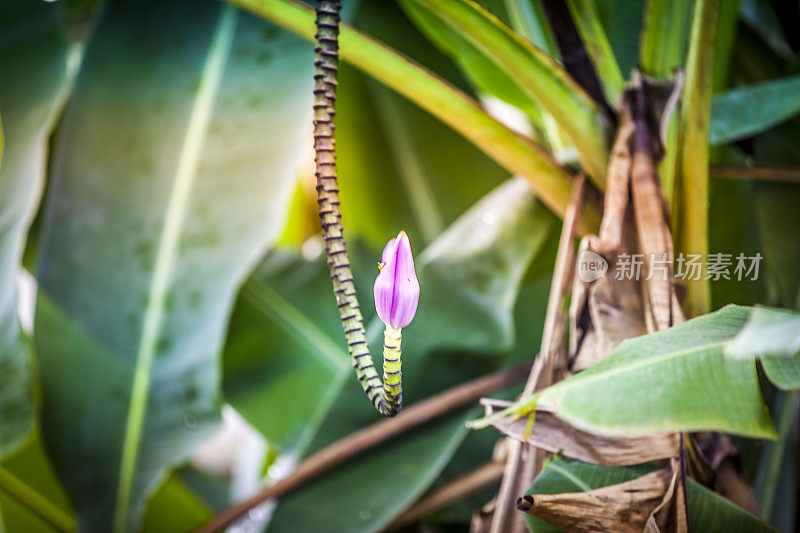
(195, 361), (533, 533)
(386, 461), (505, 530)
(524, 174), (585, 396)
(709, 165), (800, 184)
(490, 439), (527, 533)
(488, 176), (585, 533)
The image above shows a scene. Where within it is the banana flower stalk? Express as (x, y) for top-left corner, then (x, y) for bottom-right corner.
(313, 0), (418, 416)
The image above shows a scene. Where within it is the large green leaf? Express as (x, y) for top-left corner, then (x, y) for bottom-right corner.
(223, 252), (354, 454)
(726, 307), (800, 360)
(405, 0), (609, 185)
(229, 0), (592, 229)
(33, 1), (313, 530)
(725, 307), (800, 390)
(477, 306), (776, 438)
(524, 457), (777, 533)
(0, 0), (69, 456)
(639, 0), (689, 78)
(223, 179), (553, 531)
(398, 0), (541, 120)
(398, 0), (568, 153)
(687, 479), (777, 532)
(710, 76), (800, 145)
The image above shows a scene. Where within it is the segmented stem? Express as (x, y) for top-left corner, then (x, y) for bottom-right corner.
(314, 0), (401, 417)
(382, 326), (403, 413)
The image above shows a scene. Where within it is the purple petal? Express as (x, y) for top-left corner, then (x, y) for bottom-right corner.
(373, 263), (395, 326)
(381, 237), (398, 266)
(374, 231), (419, 329)
(389, 232), (419, 328)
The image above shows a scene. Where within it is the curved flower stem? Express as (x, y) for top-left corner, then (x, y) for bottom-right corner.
(313, 0), (400, 417)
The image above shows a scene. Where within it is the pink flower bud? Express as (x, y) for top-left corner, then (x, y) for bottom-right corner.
(374, 230), (420, 329)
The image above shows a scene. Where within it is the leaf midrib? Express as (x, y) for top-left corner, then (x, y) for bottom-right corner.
(547, 461), (593, 492)
(113, 6), (238, 532)
(538, 340), (730, 407)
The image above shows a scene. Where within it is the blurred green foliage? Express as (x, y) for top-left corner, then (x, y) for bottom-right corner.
(0, 0), (798, 532)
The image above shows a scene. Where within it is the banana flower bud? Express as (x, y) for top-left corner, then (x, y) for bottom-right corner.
(374, 230), (420, 329)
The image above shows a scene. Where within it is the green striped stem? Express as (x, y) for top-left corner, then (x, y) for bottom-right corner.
(314, 0), (402, 417)
(382, 326), (403, 414)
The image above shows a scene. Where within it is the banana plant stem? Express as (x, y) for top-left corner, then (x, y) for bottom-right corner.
(313, 0), (400, 416)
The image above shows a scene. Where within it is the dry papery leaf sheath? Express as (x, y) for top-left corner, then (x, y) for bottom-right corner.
(472, 73), (757, 533)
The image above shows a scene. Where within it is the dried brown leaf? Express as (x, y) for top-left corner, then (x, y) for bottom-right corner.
(621, 70), (684, 160)
(569, 120), (647, 370)
(624, 72), (685, 332)
(569, 231), (648, 370)
(645, 467), (688, 533)
(631, 150), (678, 332)
(597, 120), (635, 249)
(517, 468), (673, 532)
(481, 399), (679, 466)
